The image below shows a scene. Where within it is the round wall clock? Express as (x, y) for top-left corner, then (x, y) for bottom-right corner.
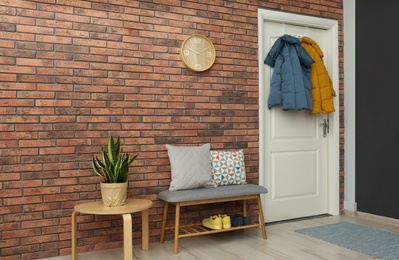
(180, 34), (216, 72)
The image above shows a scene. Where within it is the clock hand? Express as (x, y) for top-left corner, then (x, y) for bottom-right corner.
(188, 48), (200, 55)
(198, 47), (210, 54)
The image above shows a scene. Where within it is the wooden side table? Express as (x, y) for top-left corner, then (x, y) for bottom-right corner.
(71, 199), (152, 260)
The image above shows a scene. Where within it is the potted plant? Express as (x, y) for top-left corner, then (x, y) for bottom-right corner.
(92, 136), (139, 207)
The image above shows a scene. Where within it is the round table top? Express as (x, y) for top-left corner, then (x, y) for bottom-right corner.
(74, 199), (152, 215)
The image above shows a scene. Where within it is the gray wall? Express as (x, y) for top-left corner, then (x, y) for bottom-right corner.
(356, 0), (399, 219)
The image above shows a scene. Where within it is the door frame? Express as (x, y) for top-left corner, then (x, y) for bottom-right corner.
(258, 9), (340, 218)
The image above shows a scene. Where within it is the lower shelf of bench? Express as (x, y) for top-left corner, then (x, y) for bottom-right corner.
(166, 223), (263, 238)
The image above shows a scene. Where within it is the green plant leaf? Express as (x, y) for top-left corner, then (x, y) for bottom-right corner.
(116, 137), (121, 157)
(118, 159), (129, 183)
(101, 146), (110, 166)
(92, 136), (139, 183)
(92, 158), (104, 178)
(103, 165), (114, 183)
(95, 156), (106, 169)
(108, 136), (118, 165)
(128, 154), (139, 166)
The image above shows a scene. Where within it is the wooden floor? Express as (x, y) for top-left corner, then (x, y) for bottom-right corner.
(44, 214), (399, 260)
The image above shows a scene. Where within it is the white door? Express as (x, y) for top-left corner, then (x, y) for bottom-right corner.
(259, 11), (339, 223)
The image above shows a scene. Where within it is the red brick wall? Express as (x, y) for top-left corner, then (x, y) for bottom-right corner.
(0, 0), (344, 258)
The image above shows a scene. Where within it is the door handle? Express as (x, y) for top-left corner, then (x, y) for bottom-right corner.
(320, 119), (329, 138)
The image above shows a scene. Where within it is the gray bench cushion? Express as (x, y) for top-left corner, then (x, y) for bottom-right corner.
(158, 184), (268, 203)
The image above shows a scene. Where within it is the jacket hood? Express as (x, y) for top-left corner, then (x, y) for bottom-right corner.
(281, 34), (301, 44)
(300, 37), (324, 58)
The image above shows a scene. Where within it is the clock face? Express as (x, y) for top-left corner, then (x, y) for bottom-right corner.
(180, 35), (216, 72)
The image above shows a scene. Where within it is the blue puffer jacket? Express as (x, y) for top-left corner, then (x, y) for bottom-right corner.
(264, 35), (314, 111)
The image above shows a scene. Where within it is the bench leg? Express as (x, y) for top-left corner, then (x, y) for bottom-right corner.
(257, 194), (267, 239)
(174, 203), (181, 254)
(243, 199), (247, 232)
(160, 202), (169, 244)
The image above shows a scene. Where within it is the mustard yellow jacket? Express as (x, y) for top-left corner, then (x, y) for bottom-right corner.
(300, 37), (336, 114)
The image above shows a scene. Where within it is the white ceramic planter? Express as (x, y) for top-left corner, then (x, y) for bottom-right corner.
(100, 182), (128, 207)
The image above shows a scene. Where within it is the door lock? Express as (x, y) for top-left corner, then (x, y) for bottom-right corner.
(320, 119), (329, 138)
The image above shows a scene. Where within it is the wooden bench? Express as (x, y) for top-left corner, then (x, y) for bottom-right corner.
(158, 184), (268, 254)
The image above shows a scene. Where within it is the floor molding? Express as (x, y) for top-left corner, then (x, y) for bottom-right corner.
(343, 209), (357, 217)
(350, 211), (399, 226)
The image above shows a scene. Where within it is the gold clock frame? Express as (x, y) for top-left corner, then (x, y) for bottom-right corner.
(180, 34), (216, 72)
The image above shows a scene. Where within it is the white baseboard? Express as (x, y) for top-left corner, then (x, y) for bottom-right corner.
(343, 200), (357, 211)
(356, 211), (399, 226)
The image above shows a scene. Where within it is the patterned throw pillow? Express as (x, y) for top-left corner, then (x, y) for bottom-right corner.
(210, 150), (246, 186)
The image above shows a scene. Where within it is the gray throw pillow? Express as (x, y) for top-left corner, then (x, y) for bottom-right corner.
(166, 143), (217, 191)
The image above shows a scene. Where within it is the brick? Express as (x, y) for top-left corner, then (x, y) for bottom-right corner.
(4, 196), (43, 206)
(0, 238), (20, 249)
(19, 140), (55, 148)
(108, 13), (139, 23)
(17, 24), (54, 35)
(92, 3), (124, 13)
(56, 13), (90, 23)
(57, 0), (91, 8)
(22, 250), (60, 260)
(0, 222), (20, 232)
(73, 38), (107, 47)
(37, 35), (72, 44)
(37, 3), (73, 14)
(44, 193), (79, 202)
(35, 100), (71, 107)
(18, 75), (55, 83)
(0, 40), (15, 48)
(21, 234), (58, 245)
(0, 65), (35, 74)
(0, 74), (17, 81)
(37, 52), (73, 60)
(2, 228), (41, 239)
(0, 6), (16, 15)
(75, 8), (108, 18)
(21, 219), (58, 229)
(74, 54), (108, 62)
(91, 47), (123, 56)
(55, 28), (89, 38)
(16, 42), (54, 51)
(91, 32), (123, 41)
(1, 132), (37, 140)
(0, 116), (38, 123)
(17, 9), (54, 19)
(38, 68), (73, 75)
(0, 23), (15, 32)
(0, 0), (35, 9)
(55, 45), (89, 54)
(0, 15), (35, 25)
(17, 91), (54, 99)
(2, 244), (40, 256)
(109, 0), (139, 7)
(15, 124), (52, 132)
(36, 19), (72, 29)
(40, 147), (75, 155)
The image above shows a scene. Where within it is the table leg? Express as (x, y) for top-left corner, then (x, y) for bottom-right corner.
(122, 214), (133, 260)
(71, 211), (77, 260)
(142, 209), (149, 251)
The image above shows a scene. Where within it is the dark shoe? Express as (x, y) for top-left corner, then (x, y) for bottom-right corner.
(243, 216), (251, 225)
(231, 214), (243, 227)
